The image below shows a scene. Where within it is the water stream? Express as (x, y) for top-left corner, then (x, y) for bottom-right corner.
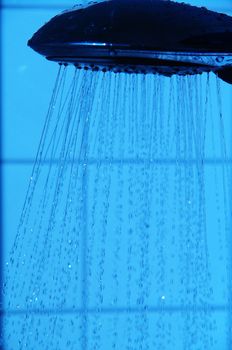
(3, 68), (232, 349)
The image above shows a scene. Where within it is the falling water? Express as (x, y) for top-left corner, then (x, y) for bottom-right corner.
(3, 68), (232, 350)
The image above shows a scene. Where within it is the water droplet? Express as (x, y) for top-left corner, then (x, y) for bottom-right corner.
(216, 56), (224, 63)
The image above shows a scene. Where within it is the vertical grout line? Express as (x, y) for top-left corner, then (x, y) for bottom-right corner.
(0, 0), (3, 348)
(82, 164), (88, 350)
(228, 83), (232, 349)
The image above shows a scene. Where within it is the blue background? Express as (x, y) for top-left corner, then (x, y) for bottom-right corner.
(2, 1), (232, 349)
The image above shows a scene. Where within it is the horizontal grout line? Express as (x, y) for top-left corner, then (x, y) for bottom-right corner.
(1, 158), (232, 166)
(1, 304), (230, 316)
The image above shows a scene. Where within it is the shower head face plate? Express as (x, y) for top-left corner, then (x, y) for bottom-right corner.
(44, 45), (232, 77)
(28, 0), (232, 82)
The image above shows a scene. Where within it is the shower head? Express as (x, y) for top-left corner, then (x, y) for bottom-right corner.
(28, 0), (232, 84)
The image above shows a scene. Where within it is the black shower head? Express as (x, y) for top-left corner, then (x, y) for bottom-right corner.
(28, 0), (232, 84)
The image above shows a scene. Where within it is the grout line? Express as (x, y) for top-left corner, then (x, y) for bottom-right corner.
(82, 165), (88, 350)
(228, 84), (232, 349)
(2, 158), (232, 166)
(1, 304), (230, 316)
(226, 164), (232, 348)
(0, 0), (4, 348)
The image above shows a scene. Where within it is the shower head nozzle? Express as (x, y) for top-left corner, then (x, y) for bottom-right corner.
(28, 0), (232, 84)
